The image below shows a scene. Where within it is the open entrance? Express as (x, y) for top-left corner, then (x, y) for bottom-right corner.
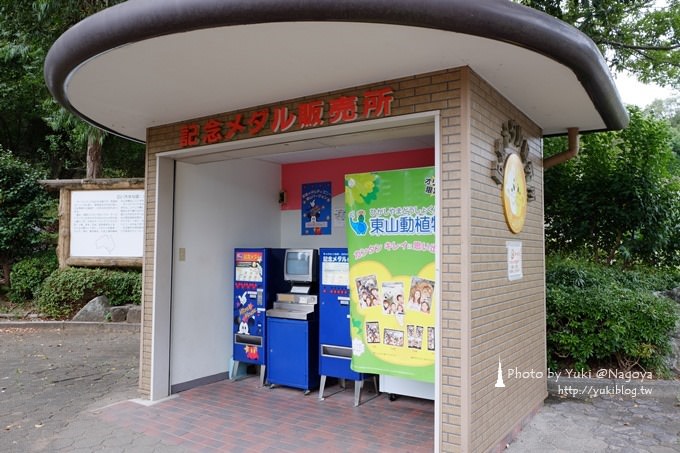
(149, 111), (441, 444)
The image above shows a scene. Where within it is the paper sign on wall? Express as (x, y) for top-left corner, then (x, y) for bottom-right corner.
(506, 241), (523, 281)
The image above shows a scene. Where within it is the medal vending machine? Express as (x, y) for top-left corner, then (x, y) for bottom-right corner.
(318, 248), (375, 406)
(231, 248), (288, 386)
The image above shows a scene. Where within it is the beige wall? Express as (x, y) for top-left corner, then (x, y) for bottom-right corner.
(465, 71), (547, 452)
(141, 66), (546, 452)
(140, 138), (156, 398)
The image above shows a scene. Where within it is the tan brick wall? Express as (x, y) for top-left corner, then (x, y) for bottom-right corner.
(141, 66), (546, 451)
(139, 128), (155, 397)
(465, 71), (547, 452)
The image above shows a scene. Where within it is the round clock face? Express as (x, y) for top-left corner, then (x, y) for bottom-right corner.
(502, 153), (527, 234)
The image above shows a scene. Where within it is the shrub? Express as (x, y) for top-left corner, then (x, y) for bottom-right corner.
(546, 255), (679, 375)
(0, 149), (53, 269)
(7, 251), (58, 303)
(36, 267), (141, 319)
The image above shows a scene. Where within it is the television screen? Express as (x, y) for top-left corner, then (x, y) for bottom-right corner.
(284, 249), (317, 283)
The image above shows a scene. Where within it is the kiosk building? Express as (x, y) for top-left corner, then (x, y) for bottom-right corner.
(45, 1), (628, 451)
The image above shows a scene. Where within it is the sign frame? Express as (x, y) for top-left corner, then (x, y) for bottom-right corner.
(47, 180), (145, 268)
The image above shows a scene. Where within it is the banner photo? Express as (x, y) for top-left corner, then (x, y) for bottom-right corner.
(345, 167), (436, 382)
(301, 181), (331, 235)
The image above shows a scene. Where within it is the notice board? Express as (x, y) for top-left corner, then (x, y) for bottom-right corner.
(69, 189), (144, 258)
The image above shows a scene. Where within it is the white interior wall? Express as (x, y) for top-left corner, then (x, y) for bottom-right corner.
(165, 113), (437, 391)
(170, 158), (282, 386)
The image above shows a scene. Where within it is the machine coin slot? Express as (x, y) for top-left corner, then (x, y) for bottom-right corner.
(235, 334), (262, 346)
(338, 296), (350, 306)
(321, 344), (352, 359)
(256, 288), (264, 306)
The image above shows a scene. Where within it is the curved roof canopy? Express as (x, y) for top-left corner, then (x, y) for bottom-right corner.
(45, 0), (629, 143)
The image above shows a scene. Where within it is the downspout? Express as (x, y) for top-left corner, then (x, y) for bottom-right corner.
(543, 127), (580, 169)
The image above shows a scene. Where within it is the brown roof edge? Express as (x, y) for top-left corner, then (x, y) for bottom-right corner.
(44, 0), (629, 142)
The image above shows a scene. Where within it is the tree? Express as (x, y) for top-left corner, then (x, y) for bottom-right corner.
(518, 0), (680, 88)
(544, 107), (680, 266)
(0, 0), (143, 179)
(0, 4), (55, 170)
(0, 147), (53, 283)
(42, 100), (110, 179)
(645, 95), (680, 158)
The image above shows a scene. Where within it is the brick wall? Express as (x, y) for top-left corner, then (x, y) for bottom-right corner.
(466, 71), (547, 452)
(139, 130), (155, 396)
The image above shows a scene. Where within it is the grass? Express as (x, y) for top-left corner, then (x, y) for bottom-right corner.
(0, 288), (40, 319)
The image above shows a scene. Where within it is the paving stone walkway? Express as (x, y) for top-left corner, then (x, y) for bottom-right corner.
(507, 395), (680, 452)
(1, 324), (678, 452)
(0, 325), (141, 452)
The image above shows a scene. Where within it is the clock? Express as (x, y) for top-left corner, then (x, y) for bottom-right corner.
(502, 153), (527, 234)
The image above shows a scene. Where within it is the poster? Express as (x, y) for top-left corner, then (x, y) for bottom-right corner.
(234, 250), (264, 283)
(301, 182), (331, 235)
(345, 167), (436, 382)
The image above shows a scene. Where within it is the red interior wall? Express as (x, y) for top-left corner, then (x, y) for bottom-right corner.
(280, 148), (434, 210)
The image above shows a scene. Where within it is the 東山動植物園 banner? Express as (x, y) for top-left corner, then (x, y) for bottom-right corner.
(345, 167), (435, 382)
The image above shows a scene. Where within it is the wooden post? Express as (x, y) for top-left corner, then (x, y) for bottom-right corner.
(57, 188), (71, 269)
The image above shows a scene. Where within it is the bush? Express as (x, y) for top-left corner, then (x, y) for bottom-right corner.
(0, 149), (53, 267)
(546, 255), (679, 375)
(36, 267), (141, 319)
(7, 251), (58, 303)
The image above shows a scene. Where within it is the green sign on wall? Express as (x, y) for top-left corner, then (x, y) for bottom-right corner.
(345, 167), (436, 382)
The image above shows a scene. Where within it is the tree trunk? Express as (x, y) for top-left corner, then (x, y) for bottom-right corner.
(2, 263), (11, 286)
(86, 129), (103, 179)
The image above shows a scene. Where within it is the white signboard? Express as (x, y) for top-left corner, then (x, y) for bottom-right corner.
(506, 241), (523, 281)
(70, 190), (144, 258)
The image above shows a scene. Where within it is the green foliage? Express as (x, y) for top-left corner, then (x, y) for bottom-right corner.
(545, 107), (680, 266)
(101, 135), (145, 178)
(645, 96), (680, 159)
(546, 255), (680, 374)
(7, 250), (57, 303)
(36, 267), (141, 319)
(517, 0), (680, 89)
(0, 148), (54, 266)
(0, 0), (144, 179)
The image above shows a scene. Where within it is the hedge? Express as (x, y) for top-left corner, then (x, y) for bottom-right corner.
(36, 267), (142, 319)
(546, 255), (680, 375)
(7, 251), (58, 303)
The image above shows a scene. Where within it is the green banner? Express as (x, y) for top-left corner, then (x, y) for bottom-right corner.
(345, 167), (435, 382)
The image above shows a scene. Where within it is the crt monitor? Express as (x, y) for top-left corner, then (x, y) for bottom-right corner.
(283, 249), (318, 283)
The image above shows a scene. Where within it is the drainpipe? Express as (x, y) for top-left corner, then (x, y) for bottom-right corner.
(543, 127), (580, 169)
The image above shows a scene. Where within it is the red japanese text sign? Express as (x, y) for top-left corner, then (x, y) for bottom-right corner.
(179, 87), (394, 148)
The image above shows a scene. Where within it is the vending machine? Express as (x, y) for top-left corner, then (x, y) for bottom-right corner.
(318, 248), (374, 406)
(265, 248), (320, 394)
(231, 248), (288, 386)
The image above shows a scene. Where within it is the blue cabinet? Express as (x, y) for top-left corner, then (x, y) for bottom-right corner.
(266, 317), (319, 392)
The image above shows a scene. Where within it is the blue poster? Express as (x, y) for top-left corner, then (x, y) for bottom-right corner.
(301, 182), (332, 235)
